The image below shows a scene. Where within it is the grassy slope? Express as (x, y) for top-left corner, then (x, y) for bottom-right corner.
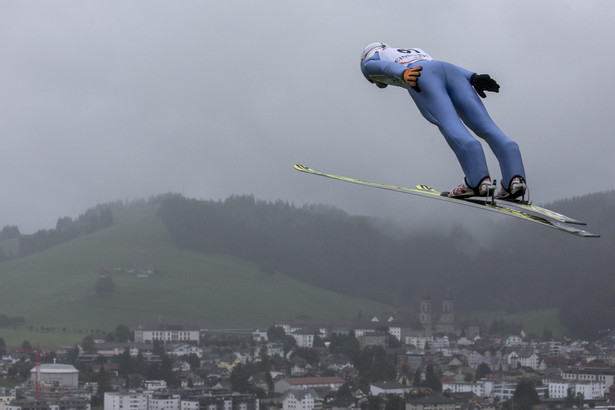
(0, 207), (568, 347)
(0, 208), (392, 340)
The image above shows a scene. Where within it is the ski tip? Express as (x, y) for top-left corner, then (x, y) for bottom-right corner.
(294, 164), (309, 172)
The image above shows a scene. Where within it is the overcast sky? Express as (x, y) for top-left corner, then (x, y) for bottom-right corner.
(1, 1), (614, 233)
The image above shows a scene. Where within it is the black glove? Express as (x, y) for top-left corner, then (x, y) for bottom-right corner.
(470, 73), (500, 98)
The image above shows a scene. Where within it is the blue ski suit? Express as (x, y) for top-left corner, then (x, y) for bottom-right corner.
(361, 47), (526, 190)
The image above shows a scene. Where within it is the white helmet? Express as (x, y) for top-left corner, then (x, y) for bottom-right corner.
(360, 42), (387, 67)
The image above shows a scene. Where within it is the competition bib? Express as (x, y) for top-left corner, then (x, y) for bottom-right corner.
(378, 48), (433, 65)
(368, 47), (434, 88)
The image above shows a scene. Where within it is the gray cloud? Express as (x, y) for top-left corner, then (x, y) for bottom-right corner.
(1, 1), (613, 232)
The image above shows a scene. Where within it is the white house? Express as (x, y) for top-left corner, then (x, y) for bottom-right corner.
(561, 367), (615, 392)
(491, 381), (521, 400)
(282, 389), (318, 410)
(267, 343), (285, 357)
(547, 380), (604, 400)
(274, 377), (345, 394)
(291, 329), (316, 348)
(467, 350), (504, 370)
(517, 350), (541, 370)
(167, 344), (202, 358)
(388, 326), (402, 341)
(326, 354), (354, 372)
(432, 336), (459, 357)
(369, 381), (412, 396)
(95, 345), (140, 358)
(134, 324), (199, 344)
(404, 335), (433, 352)
(106, 390), (257, 410)
(442, 380), (494, 397)
(504, 335), (524, 346)
(181, 393), (257, 410)
(149, 393), (181, 410)
(145, 380), (167, 391)
(104, 390), (149, 410)
(252, 329), (268, 342)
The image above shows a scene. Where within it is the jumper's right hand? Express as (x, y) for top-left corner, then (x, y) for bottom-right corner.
(470, 73), (499, 98)
(403, 66), (422, 92)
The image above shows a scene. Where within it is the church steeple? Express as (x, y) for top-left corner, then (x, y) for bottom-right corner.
(419, 294), (432, 326)
(441, 293), (454, 325)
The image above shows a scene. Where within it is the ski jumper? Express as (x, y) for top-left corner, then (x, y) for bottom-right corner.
(361, 47), (526, 190)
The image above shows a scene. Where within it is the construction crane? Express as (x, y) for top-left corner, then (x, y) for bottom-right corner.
(4, 343), (45, 400)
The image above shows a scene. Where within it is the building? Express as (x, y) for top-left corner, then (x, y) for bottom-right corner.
(418, 295), (456, 337)
(5, 397), (90, 410)
(442, 380), (493, 397)
(30, 364), (78, 389)
(466, 350), (504, 371)
(282, 389), (318, 410)
(290, 328), (315, 348)
(149, 393), (181, 410)
(134, 324), (200, 344)
(515, 350), (541, 370)
(104, 390), (258, 410)
(369, 381), (411, 396)
(252, 330), (268, 342)
(23, 364), (80, 401)
(0, 387), (17, 409)
(145, 380), (168, 391)
(274, 377), (345, 395)
(406, 394), (456, 410)
(561, 367), (615, 392)
(167, 344), (203, 358)
(181, 392), (258, 410)
(404, 335), (433, 352)
(358, 332), (387, 349)
(104, 391), (149, 410)
(491, 381), (521, 400)
(443, 380), (515, 400)
(547, 380), (604, 400)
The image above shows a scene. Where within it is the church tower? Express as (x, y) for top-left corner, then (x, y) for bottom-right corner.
(434, 290), (455, 334)
(419, 295), (432, 334)
(441, 295), (454, 326)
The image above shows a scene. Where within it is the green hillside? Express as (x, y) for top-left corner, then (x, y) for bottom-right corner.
(0, 207), (392, 336)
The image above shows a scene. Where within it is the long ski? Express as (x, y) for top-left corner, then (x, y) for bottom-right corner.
(294, 164), (599, 238)
(487, 199), (585, 225)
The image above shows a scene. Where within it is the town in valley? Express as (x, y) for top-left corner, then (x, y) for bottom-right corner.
(1, 296), (615, 410)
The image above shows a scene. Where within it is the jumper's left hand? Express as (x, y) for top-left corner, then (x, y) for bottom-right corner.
(403, 66), (422, 92)
(471, 73), (500, 98)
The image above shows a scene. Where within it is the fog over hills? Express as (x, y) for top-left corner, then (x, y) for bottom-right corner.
(156, 190), (614, 338)
(0, 190), (612, 338)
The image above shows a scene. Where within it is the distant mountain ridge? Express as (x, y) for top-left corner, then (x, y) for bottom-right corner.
(0, 202), (391, 332)
(157, 191), (615, 338)
(0, 190), (612, 338)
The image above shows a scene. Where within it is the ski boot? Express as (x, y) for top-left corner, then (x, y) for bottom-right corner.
(448, 177), (495, 198)
(495, 176), (527, 201)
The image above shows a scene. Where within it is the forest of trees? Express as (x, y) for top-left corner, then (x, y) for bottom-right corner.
(0, 198), (155, 260)
(157, 192), (615, 339)
(1, 191), (613, 339)
(17, 206), (114, 258)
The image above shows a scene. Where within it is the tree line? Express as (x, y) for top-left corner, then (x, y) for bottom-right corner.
(157, 192), (615, 339)
(0, 197), (164, 261)
(16, 206), (114, 258)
